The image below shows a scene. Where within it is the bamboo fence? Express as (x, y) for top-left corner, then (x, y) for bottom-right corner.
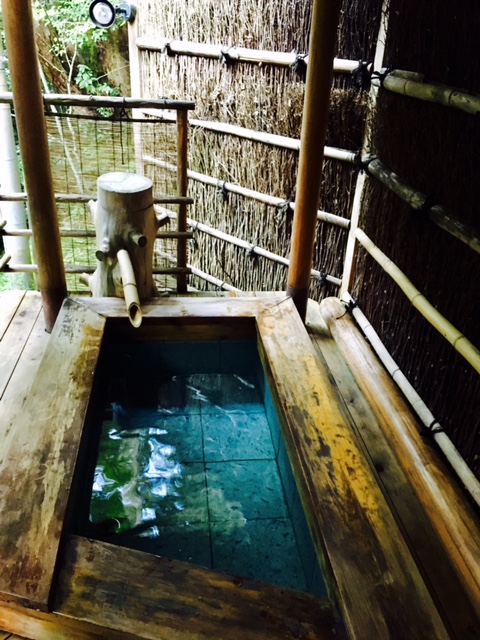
(136, 0), (382, 299)
(348, 0), (480, 476)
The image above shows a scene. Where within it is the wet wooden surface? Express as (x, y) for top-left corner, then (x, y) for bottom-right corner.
(257, 297), (450, 640)
(0, 292), (475, 638)
(306, 301), (480, 639)
(320, 296), (480, 624)
(0, 298), (105, 610)
(51, 534), (342, 640)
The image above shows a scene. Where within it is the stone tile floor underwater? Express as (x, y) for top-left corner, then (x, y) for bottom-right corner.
(88, 373), (323, 594)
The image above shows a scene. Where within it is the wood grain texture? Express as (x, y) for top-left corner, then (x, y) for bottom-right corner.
(0, 291), (41, 399)
(306, 301), (480, 639)
(0, 290), (25, 341)
(52, 535), (342, 640)
(0, 303), (49, 467)
(256, 297), (449, 640)
(0, 299), (105, 610)
(320, 296), (480, 620)
(73, 294), (286, 319)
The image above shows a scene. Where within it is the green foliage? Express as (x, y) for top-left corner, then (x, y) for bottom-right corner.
(33, 0), (120, 98)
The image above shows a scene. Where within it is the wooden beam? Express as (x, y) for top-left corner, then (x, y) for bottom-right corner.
(306, 301), (480, 638)
(286, 0), (342, 320)
(44, 535), (343, 640)
(0, 0), (67, 331)
(320, 296), (480, 620)
(0, 299), (105, 609)
(256, 297), (450, 639)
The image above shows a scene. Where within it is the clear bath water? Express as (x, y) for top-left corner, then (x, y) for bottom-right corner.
(83, 341), (325, 596)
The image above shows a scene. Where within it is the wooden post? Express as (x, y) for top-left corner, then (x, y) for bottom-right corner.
(84, 173), (158, 327)
(286, 0), (342, 321)
(176, 110), (189, 293)
(1, 0), (67, 332)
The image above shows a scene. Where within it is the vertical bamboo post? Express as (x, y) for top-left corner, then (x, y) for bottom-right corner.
(286, 0), (341, 321)
(176, 110), (189, 293)
(127, 15), (144, 174)
(1, 0), (66, 331)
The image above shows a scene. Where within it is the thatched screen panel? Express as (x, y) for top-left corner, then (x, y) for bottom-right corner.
(352, 0), (480, 477)
(137, 0), (382, 298)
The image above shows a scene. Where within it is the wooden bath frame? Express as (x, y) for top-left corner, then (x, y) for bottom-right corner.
(0, 294), (451, 639)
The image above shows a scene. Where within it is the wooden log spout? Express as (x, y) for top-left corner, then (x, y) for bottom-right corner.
(83, 172), (158, 327)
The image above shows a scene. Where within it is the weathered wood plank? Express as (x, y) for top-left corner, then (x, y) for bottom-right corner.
(256, 297), (449, 640)
(0, 306), (50, 467)
(0, 601), (140, 640)
(52, 535), (342, 640)
(0, 290), (26, 341)
(320, 296), (480, 620)
(306, 301), (480, 639)
(0, 291), (40, 399)
(0, 299), (106, 610)
(73, 294), (285, 320)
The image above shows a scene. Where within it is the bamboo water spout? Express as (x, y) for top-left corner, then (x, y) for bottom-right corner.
(82, 172), (158, 328)
(117, 249), (142, 328)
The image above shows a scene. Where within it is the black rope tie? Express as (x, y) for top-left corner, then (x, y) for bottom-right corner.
(352, 60), (372, 91)
(163, 40), (175, 56)
(354, 153), (374, 175)
(220, 46), (235, 65)
(371, 66), (395, 89)
(247, 244), (258, 260)
(216, 180), (229, 203)
(291, 53), (307, 78)
(421, 420), (444, 439)
(276, 197), (292, 222)
(188, 221), (199, 251)
(314, 272), (328, 288)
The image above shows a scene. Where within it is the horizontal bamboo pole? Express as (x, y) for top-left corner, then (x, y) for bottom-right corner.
(372, 69), (480, 116)
(364, 156), (480, 255)
(355, 228), (480, 374)
(136, 36), (358, 73)
(0, 91), (195, 111)
(158, 250), (242, 293)
(341, 291), (480, 507)
(7, 263), (191, 275)
(156, 205), (341, 286)
(141, 110), (356, 162)
(144, 155), (349, 228)
(1, 227), (193, 240)
(0, 191), (194, 206)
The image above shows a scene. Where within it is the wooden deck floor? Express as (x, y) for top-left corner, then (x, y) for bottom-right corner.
(0, 291), (479, 639)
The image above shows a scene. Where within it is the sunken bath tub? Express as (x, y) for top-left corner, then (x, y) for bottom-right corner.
(0, 294), (450, 640)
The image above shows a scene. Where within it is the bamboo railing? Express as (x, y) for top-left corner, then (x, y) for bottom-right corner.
(141, 109), (356, 162)
(340, 292), (480, 508)
(155, 205), (342, 287)
(361, 156), (480, 255)
(372, 69), (480, 116)
(355, 227), (480, 375)
(143, 156), (350, 229)
(136, 36), (359, 73)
